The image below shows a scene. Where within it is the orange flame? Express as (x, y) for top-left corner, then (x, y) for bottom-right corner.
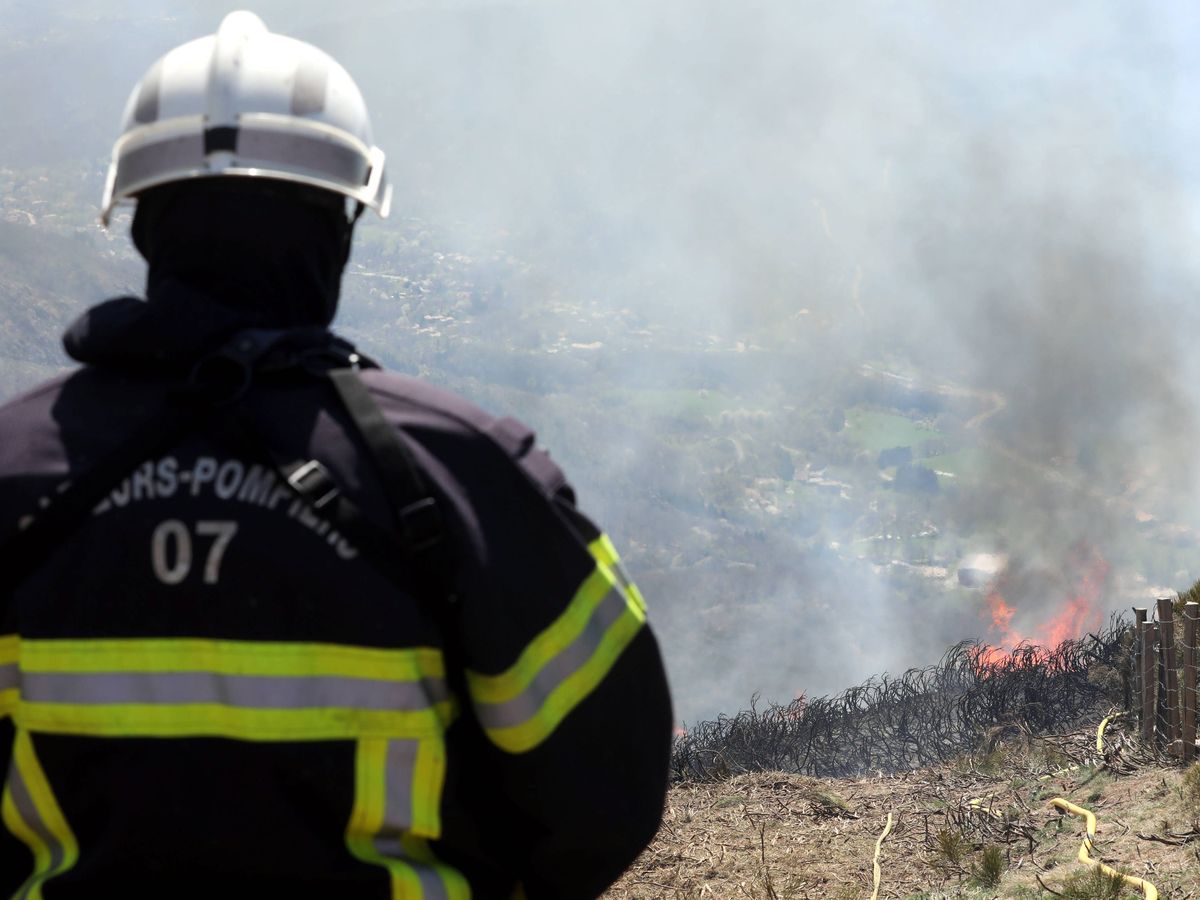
(986, 592), (1018, 638)
(1043, 553), (1108, 648)
(980, 547), (1109, 663)
(981, 591), (1026, 664)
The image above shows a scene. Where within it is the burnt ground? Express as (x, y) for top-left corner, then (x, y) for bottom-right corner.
(606, 718), (1200, 899)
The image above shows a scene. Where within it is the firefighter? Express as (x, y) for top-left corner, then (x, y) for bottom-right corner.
(0, 11), (672, 898)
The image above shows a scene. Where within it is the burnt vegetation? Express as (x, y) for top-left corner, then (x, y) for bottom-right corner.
(672, 617), (1128, 782)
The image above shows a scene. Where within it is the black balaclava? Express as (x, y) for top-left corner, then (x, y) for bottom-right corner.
(62, 178), (358, 371)
(132, 177), (354, 328)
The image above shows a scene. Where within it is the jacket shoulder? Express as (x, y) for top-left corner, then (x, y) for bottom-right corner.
(0, 370), (73, 417)
(357, 369), (570, 499)
(0, 371), (77, 473)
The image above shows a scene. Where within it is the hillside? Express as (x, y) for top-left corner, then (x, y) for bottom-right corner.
(608, 720), (1200, 898)
(0, 218), (138, 396)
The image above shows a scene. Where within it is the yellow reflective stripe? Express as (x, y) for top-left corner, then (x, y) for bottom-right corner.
(411, 739), (445, 838)
(482, 596), (644, 753)
(347, 739), (467, 899)
(6, 638), (454, 739)
(16, 702), (452, 741)
(588, 534), (622, 571)
(406, 745), (470, 899)
(1, 788), (37, 865)
(0, 634), (17, 719)
(20, 639), (444, 681)
(466, 533), (648, 753)
(403, 836), (470, 900)
(3, 729), (78, 898)
(348, 738), (422, 896)
(467, 566), (613, 705)
(0, 634), (18, 666)
(589, 535), (648, 615)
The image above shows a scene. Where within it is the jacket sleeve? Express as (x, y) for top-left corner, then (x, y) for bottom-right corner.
(453, 425), (673, 899)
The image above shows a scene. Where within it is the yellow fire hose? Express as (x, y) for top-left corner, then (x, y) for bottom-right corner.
(967, 796), (1004, 819)
(1096, 711), (1126, 753)
(1047, 798), (1157, 899)
(869, 811), (893, 900)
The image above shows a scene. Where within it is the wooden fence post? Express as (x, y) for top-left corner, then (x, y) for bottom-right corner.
(1184, 602), (1199, 762)
(1133, 608), (1147, 720)
(1159, 597), (1182, 756)
(1142, 621), (1157, 745)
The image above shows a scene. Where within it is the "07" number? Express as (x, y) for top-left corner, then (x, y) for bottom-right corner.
(151, 519), (239, 585)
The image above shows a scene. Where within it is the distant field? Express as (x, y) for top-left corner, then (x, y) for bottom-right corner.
(844, 408), (941, 452)
(611, 388), (735, 418)
(917, 448), (988, 478)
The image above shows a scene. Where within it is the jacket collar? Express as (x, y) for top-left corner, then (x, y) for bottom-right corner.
(63, 281), (291, 374)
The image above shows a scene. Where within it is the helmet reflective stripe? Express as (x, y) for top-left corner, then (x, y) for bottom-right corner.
(101, 10), (391, 226)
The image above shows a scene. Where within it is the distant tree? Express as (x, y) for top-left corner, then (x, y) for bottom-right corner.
(773, 446), (795, 481)
(877, 446), (912, 469)
(1177, 578), (1200, 614)
(892, 463), (939, 495)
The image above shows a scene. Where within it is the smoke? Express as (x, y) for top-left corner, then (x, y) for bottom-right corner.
(325, 0), (1200, 719)
(5, 1), (1200, 722)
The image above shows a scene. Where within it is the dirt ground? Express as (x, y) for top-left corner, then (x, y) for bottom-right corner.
(606, 719), (1200, 899)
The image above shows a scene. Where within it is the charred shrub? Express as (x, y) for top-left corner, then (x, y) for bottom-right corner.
(672, 617), (1128, 782)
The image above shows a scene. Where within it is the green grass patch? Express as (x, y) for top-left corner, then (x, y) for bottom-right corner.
(844, 408), (941, 452)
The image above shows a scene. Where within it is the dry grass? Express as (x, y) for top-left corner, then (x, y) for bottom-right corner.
(607, 719), (1200, 898)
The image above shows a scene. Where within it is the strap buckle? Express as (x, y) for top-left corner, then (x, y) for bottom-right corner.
(287, 460), (340, 510)
(398, 497), (443, 554)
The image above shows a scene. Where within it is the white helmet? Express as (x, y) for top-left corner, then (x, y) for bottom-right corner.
(101, 11), (391, 226)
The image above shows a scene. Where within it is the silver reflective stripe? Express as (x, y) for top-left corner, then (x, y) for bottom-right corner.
(372, 838), (449, 900)
(415, 866), (450, 900)
(114, 132), (206, 195)
(22, 672), (449, 711)
(0, 663), (17, 692)
(371, 740), (449, 900)
(383, 740), (419, 831)
(7, 760), (63, 899)
(473, 586), (629, 730)
(113, 126), (369, 200)
(610, 560), (635, 596)
(238, 127), (369, 185)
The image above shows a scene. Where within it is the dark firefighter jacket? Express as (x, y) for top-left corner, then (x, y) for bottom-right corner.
(0, 288), (673, 899)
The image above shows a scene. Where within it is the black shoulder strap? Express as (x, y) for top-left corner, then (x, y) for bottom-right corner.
(229, 372), (455, 604)
(240, 368), (466, 698)
(328, 369), (446, 559)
